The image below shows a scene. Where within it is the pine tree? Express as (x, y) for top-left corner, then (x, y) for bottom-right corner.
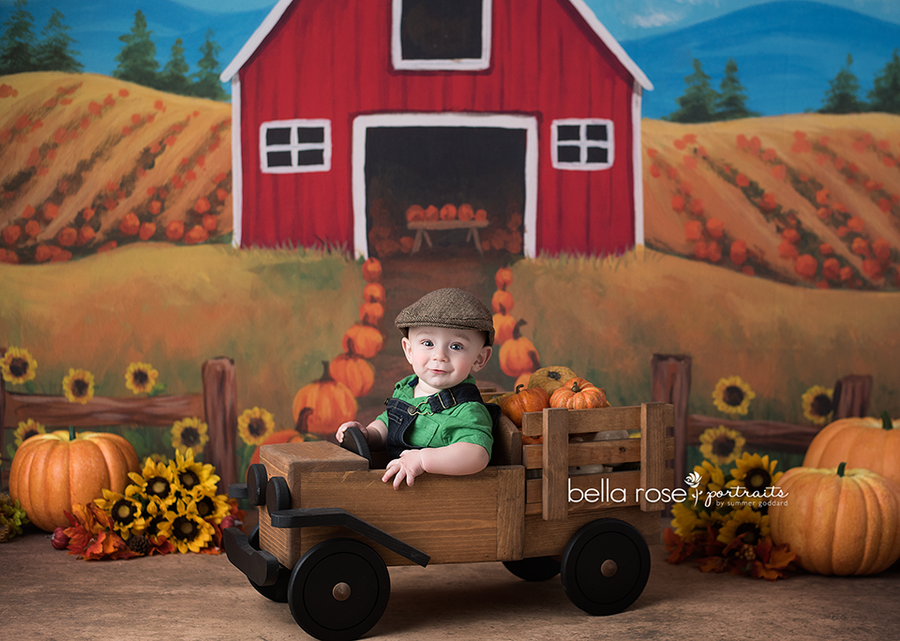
(35, 9), (83, 73)
(113, 9), (160, 89)
(0, 0), (38, 75)
(820, 54), (865, 114)
(868, 49), (900, 114)
(715, 58), (757, 121)
(160, 38), (191, 96)
(191, 29), (228, 101)
(667, 59), (718, 123)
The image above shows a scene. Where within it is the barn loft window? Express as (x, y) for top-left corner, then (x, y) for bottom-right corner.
(551, 119), (615, 171)
(392, 0), (492, 71)
(259, 119), (332, 174)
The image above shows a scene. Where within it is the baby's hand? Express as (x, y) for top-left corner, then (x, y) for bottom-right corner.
(382, 450), (426, 489)
(336, 421), (366, 443)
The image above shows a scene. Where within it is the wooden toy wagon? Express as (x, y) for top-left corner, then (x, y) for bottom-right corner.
(225, 403), (675, 641)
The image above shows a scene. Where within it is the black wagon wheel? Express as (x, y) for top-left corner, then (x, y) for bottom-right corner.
(560, 518), (650, 616)
(288, 538), (391, 641)
(502, 556), (561, 581)
(246, 525), (291, 603)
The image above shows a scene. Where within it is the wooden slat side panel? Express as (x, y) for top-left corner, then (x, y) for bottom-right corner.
(640, 403), (668, 512)
(522, 507), (662, 558)
(3, 392), (205, 428)
(496, 466), (525, 561)
(522, 405), (643, 437)
(542, 408), (569, 521)
(493, 414), (523, 466)
(522, 437), (675, 470)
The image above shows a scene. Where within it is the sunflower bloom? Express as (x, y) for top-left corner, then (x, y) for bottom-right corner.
(169, 498), (215, 553)
(172, 448), (220, 494)
(63, 368), (95, 404)
(189, 486), (231, 524)
(171, 417), (209, 455)
(801, 385), (833, 425)
(716, 506), (769, 546)
(670, 501), (701, 541)
(237, 407), (275, 446)
(1, 347), (37, 384)
(725, 453), (783, 508)
(127, 458), (177, 506)
(14, 419), (46, 447)
(699, 425), (745, 466)
(125, 361), (159, 394)
(712, 376), (755, 416)
(142, 498), (176, 540)
(94, 489), (146, 540)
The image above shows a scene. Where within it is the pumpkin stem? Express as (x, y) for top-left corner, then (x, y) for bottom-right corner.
(515, 384), (524, 394)
(69, 426), (75, 441)
(319, 360), (333, 382)
(296, 407), (314, 432)
(837, 462), (846, 477)
(346, 337), (356, 357)
(570, 381), (582, 393)
(512, 319), (527, 340)
(881, 410), (893, 431)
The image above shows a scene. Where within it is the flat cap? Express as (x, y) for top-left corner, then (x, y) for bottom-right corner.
(395, 288), (495, 346)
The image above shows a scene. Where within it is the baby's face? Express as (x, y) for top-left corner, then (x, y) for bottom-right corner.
(402, 326), (492, 396)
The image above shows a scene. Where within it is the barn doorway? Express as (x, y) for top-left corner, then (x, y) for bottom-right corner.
(352, 114), (537, 259)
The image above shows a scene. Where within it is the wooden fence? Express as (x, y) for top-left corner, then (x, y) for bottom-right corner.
(650, 353), (872, 486)
(1, 351), (238, 493)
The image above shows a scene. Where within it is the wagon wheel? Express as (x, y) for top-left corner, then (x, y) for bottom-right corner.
(560, 518), (650, 616)
(245, 525), (291, 603)
(502, 556), (560, 581)
(288, 538), (390, 641)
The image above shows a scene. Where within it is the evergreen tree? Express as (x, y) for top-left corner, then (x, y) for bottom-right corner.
(716, 58), (757, 120)
(667, 59), (719, 123)
(820, 53), (865, 114)
(113, 9), (160, 89)
(35, 8), (83, 73)
(191, 29), (228, 101)
(160, 38), (191, 95)
(0, 0), (38, 75)
(868, 49), (900, 114)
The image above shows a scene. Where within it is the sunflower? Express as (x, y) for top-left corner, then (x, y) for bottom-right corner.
(699, 425), (745, 466)
(171, 448), (220, 494)
(188, 486), (231, 524)
(171, 417), (209, 455)
(95, 489), (146, 540)
(716, 506), (769, 546)
(237, 406), (276, 446)
(127, 458), (177, 506)
(725, 452), (783, 508)
(687, 459), (727, 508)
(1, 347), (37, 384)
(801, 385), (833, 425)
(63, 368), (95, 404)
(169, 498), (215, 553)
(14, 419), (46, 447)
(712, 376), (756, 416)
(125, 361), (159, 395)
(142, 498), (175, 540)
(670, 501), (702, 541)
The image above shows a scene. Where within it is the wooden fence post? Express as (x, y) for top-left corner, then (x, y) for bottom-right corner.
(650, 354), (691, 489)
(202, 357), (238, 492)
(833, 375), (872, 419)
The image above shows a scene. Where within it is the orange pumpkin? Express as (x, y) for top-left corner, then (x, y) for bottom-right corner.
(424, 204), (440, 221)
(363, 282), (386, 304)
(361, 257), (382, 282)
(492, 289), (514, 314)
(498, 384), (550, 427)
(329, 352), (376, 398)
(457, 203), (475, 221)
(9, 429), (139, 531)
(769, 463), (900, 575)
(498, 319), (540, 378)
(359, 301), (385, 326)
(802, 412), (900, 485)
(549, 378), (610, 410)
(405, 204), (425, 222)
(249, 410), (320, 466)
(475, 208), (488, 221)
(492, 307), (516, 344)
(439, 203), (457, 220)
(494, 266), (513, 291)
(342, 324), (384, 359)
(292, 362), (358, 435)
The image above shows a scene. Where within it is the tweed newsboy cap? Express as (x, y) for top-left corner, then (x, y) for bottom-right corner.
(395, 288), (495, 345)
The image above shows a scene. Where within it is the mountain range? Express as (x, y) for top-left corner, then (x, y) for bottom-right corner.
(621, 0), (900, 119)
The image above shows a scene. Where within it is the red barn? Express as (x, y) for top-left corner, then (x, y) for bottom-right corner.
(221, 0), (652, 258)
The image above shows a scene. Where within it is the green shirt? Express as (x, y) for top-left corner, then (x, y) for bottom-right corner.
(377, 374), (494, 455)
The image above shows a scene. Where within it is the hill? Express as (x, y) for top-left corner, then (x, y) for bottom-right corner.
(0, 72), (232, 264)
(622, 0), (900, 118)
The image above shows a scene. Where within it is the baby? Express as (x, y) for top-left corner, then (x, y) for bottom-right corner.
(337, 288), (497, 489)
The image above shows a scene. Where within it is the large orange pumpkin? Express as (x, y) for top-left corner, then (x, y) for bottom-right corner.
(498, 320), (539, 378)
(9, 429), (139, 531)
(549, 377), (610, 410)
(803, 412), (900, 485)
(769, 463), (900, 575)
(498, 384), (550, 427)
(292, 362), (358, 435)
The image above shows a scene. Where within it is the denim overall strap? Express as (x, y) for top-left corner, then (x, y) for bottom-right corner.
(384, 380), (494, 460)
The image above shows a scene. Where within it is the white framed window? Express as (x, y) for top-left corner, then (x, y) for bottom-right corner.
(391, 0), (492, 71)
(551, 119), (614, 171)
(259, 119), (331, 174)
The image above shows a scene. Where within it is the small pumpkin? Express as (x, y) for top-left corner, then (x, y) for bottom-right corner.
(494, 266), (513, 291)
(342, 324), (384, 359)
(361, 257), (382, 282)
(359, 301), (385, 326)
(9, 428), (140, 531)
(405, 204), (425, 222)
(329, 350), (376, 398)
(363, 282), (386, 304)
(498, 384), (550, 427)
(549, 377), (610, 410)
(498, 319), (540, 378)
(769, 462), (900, 575)
(529, 366), (578, 394)
(491, 289), (514, 314)
(475, 208), (488, 221)
(457, 203), (475, 221)
(424, 204), (440, 221)
(802, 411), (900, 485)
(439, 203), (457, 220)
(292, 362), (358, 435)
(492, 306), (516, 344)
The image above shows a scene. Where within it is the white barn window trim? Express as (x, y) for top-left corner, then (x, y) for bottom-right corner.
(551, 118), (614, 171)
(391, 0), (492, 71)
(259, 119), (332, 174)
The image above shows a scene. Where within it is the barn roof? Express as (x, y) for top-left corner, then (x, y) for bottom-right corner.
(220, 0), (653, 91)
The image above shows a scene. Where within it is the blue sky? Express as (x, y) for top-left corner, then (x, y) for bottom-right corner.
(2, 0), (900, 78)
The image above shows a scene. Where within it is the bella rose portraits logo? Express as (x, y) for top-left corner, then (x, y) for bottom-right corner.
(685, 470), (788, 509)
